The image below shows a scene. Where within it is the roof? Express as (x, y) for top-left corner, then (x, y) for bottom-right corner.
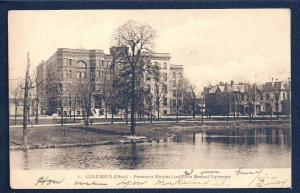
(263, 81), (290, 92)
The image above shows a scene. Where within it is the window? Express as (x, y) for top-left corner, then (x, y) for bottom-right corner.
(76, 72), (81, 79)
(91, 72), (95, 79)
(63, 71), (67, 79)
(173, 80), (176, 87)
(77, 111), (81, 115)
(173, 90), (176, 97)
(102, 60), (104, 66)
(163, 97), (167, 106)
(173, 72), (176, 79)
(178, 72), (182, 78)
(163, 110), (167, 115)
(266, 93), (270, 100)
(58, 59), (62, 66)
(69, 59), (72, 66)
(69, 70), (72, 78)
(97, 70), (100, 77)
(283, 93), (286, 100)
(163, 62), (167, 69)
(95, 84), (100, 91)
(82, 72), (86, 78)
(90, 60), (95, 67)
(163, 73), (167, 81)
(64, 58), (68, 65)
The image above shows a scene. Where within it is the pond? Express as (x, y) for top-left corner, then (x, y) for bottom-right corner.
(10, 127), (291, 170)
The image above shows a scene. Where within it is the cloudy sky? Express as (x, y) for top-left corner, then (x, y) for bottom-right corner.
(9, 9), (290, 92)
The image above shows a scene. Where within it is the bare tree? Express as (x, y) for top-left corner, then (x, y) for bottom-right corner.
(21, 52), (31, 148)
(190, 85), (197, 120)
(112, 20), (157, 135)
(29, 70), (47, 124)
(152, 68), (168, 120)
(78, 79), (93, 134)
(10, 82), (23, 125)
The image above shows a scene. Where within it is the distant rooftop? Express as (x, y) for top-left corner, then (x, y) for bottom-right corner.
(57, 48), (105, 53)
(170, 64), (183, 69)
(142, 52), (171, 59)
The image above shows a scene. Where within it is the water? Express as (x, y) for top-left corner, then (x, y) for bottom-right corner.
(10, 127), (291, 170)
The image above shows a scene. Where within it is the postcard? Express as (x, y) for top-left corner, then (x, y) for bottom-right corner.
(8, 9), (291, 189)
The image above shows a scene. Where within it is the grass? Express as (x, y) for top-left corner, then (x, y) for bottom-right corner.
(9, 120), (291, 147)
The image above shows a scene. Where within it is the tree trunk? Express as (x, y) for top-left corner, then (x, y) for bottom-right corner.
(35, 102), (39, 124)
(105, 100), (108, 120)
(150, 106), (153, 123)
(73, 108), (76, 123)
(130, 70), (136, 135)
(157, 102), (160, 121)
(73, 99), (76, 123)
(201, 108), (204, 124)
(111, 106), (114, 125)
(192, 96), (196, 120)
(14, 106), (17, 125)
(125, 107), (128, 125)
(276, 102), (279, 119)
(23, 82), (29, 148)
(61, 104), (64, 126)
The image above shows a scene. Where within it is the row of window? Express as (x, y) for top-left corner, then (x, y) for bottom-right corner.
(154, 62), (168, 69)
(146, 97), (168, 106)
(61, 69), (107, 79)
(172, 71), (182, 79)
(58, 58), (111, 67)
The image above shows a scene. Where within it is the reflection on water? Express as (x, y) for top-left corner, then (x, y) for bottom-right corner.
(10, 127), (291, 170)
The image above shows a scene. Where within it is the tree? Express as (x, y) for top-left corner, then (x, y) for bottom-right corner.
(274, 91), (280, 119)
(112, 20), (157, 135)
(78, 78), (93, 134)
(152, 65), (167, 120)
(29, 70), (47, 124)
(188, 85), (197, 119)
(10, 82), (23, 125)
(22, 52), (31, 148)
(101, 65), (111, 120)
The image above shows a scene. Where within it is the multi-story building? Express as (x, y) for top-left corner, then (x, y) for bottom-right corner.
(204, 79), (290, 116)
(262, 79), (290, 115)
(204, 81), (263, 116)
(169, 64), (184, 115)
(36, 48), (183, 116)
(37, 48), (113, 116)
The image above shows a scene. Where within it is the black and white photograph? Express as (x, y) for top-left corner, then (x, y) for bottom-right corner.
(8, 9), (291, 188)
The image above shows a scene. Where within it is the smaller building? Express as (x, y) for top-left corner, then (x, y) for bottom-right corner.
(261, 79), (290, 115)
(204, 79), (290, 116)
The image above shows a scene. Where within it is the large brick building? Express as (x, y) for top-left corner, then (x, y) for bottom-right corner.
(36, 48), (183, 116)
(37, 48), (113, 116)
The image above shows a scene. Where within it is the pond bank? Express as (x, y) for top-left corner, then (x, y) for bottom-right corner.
(10, 120), (290, 151)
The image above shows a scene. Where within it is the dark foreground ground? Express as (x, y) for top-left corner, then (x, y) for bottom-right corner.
(9, 118), (291, 149)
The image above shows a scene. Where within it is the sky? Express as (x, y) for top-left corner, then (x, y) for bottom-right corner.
(8, 9), (290, 92)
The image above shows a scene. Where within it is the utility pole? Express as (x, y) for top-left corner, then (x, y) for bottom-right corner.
(22, 52), (30, 148)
